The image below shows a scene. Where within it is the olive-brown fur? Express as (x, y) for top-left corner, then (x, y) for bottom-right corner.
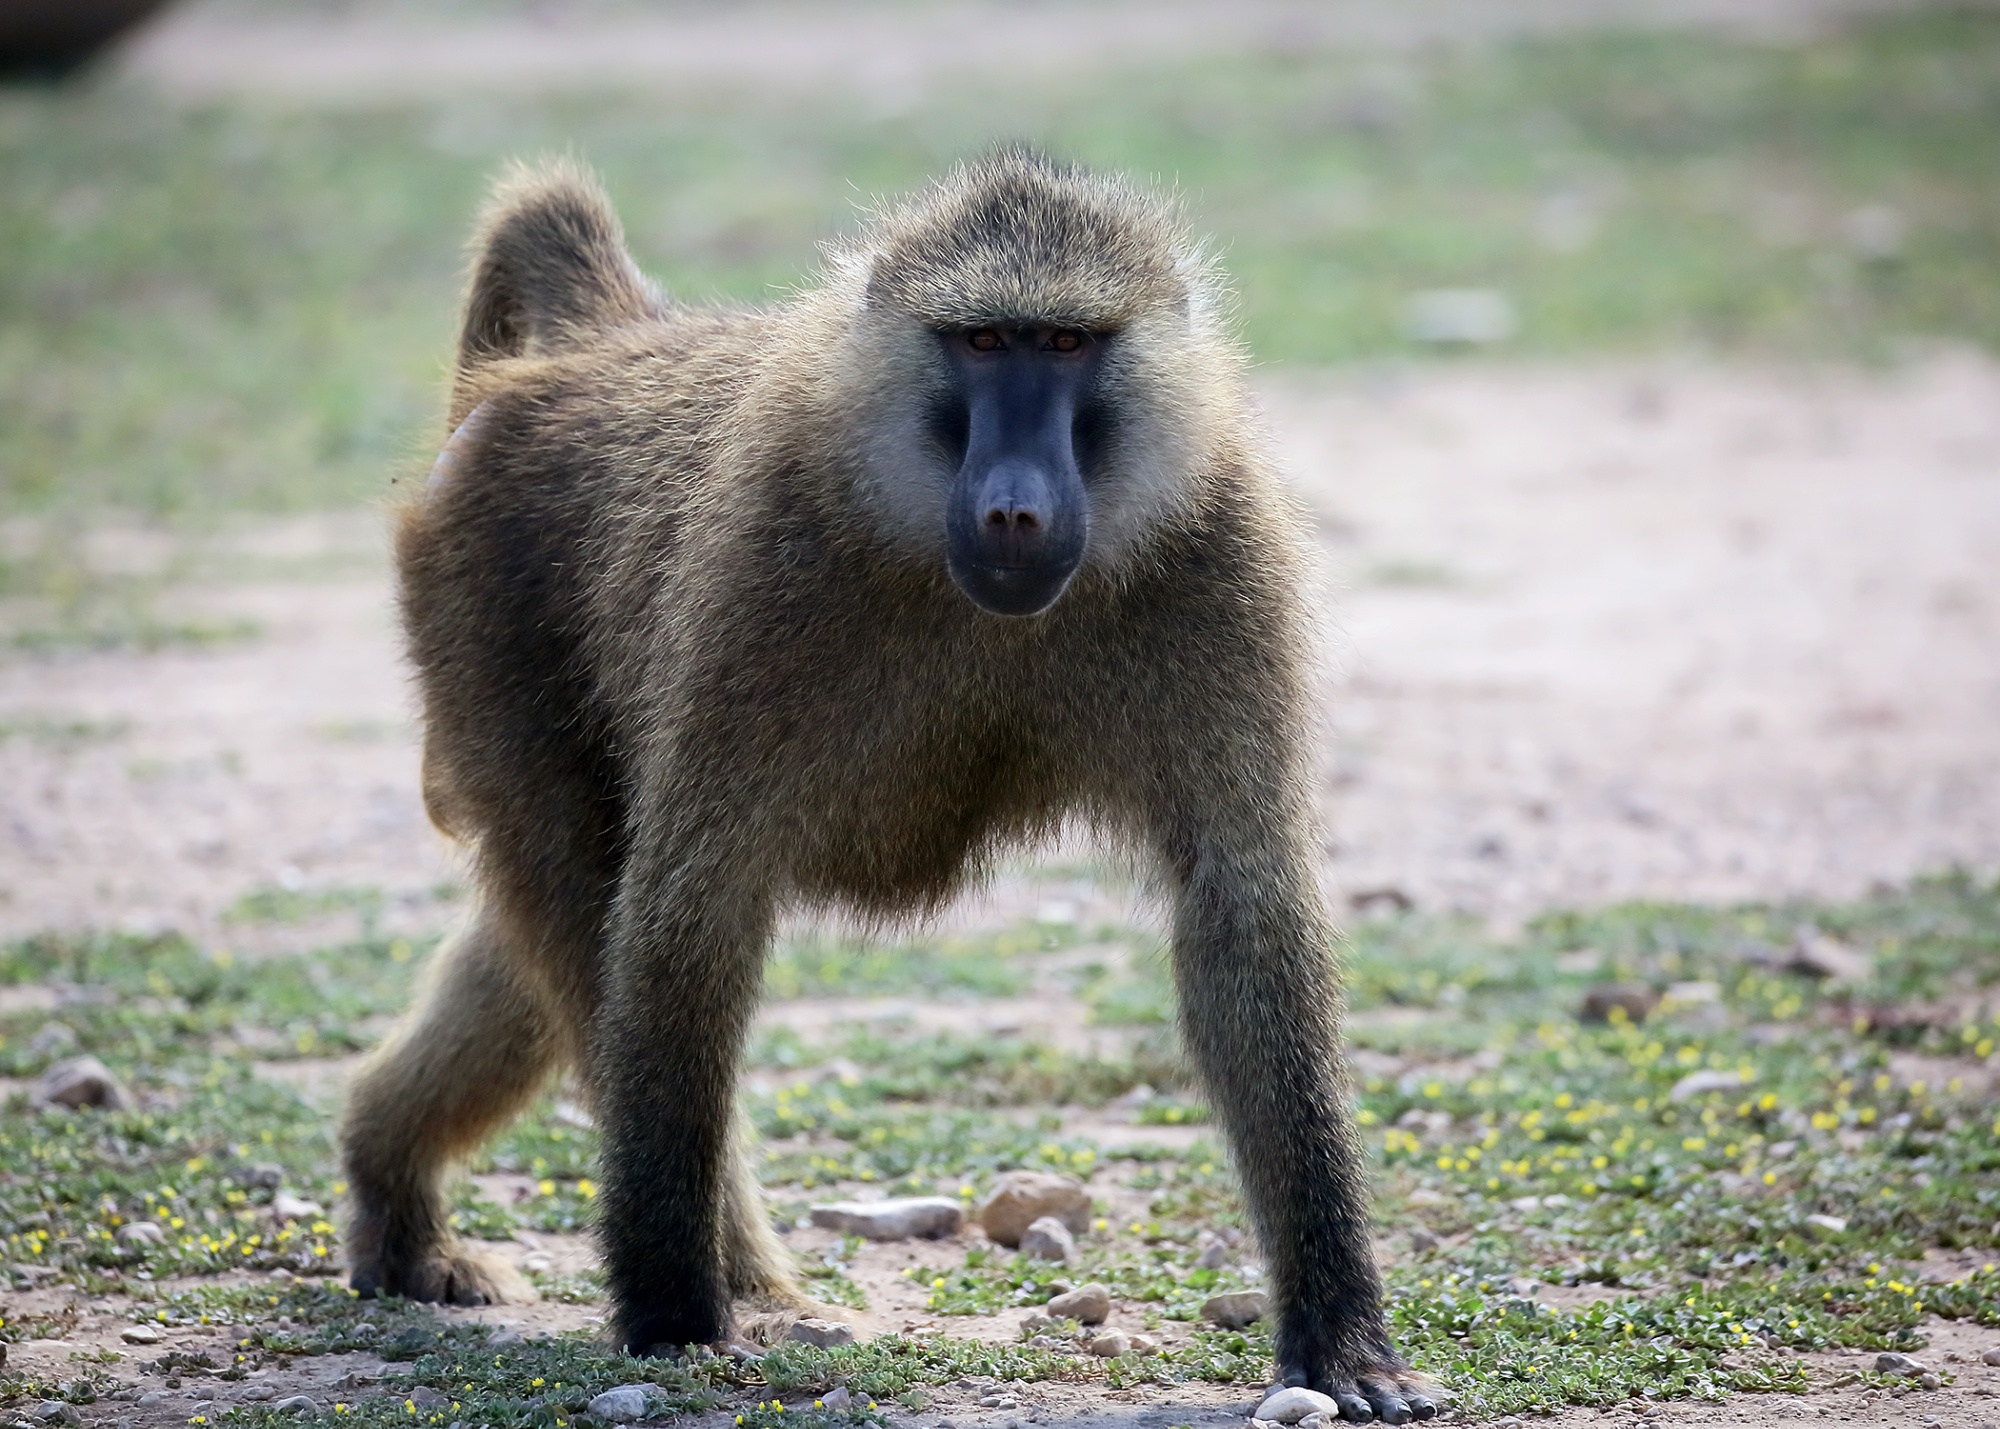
(340, 151), (1432, 1421)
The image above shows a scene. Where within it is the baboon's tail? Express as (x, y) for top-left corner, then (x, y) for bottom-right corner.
(457, 159), (658, 373)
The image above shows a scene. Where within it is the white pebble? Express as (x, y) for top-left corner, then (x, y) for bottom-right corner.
(808, 1197), (963, 1241)
(1253, 1387), (1340, 1424)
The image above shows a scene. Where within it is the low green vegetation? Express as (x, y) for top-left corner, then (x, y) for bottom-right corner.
(3, 874), (1999, 1420)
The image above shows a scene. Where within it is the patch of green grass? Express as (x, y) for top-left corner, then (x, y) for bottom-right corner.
(0, 929), (427, 1073)
(0, 714), (129, 747)
(4, 610), (262, 655)
(6, 876), (2000, 1421)
(798, 1235), (870, 1312)
(0, 1069), (343, 1292)
(762, 930), (1037, 1000)
(913, 1241), (1256, 1325)
(746, 1025), (1181, 1109)
(754, 1082), (1100, 1193)
(223, 885), (387, 928)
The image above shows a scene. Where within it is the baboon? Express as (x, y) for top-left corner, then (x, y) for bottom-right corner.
(340, 151), (1435, 1424)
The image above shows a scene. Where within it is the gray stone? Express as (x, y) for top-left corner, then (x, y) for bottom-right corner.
(786, 1318), (855, 1350)
(1199, 1290), (1268, 1329)
(272, 1193), (325, 1224)
(1018, 1216), (1075, 1263)
(1669, 1069), (1747, 1103)
(135, 1395), (166, 1409)
(587, 1386), (649, 1423)
(978, 1172), (1092, 1248)
(819, 1388), (851, 1411)
(1981, 1347), (2000, 1367)
(808, 1196), (963, 1241)
(407, 1388), (449, 1409)
(117, 1222), (166, 1247)
(31, 1056), (131, 1111)
(30, 1405), (77, 1427)
(1044, 1283), (1110, 1325)
(1128, 1334), (1158, 1356)
(1086, 1331), (1129, 1358)
(234, 1164), (284, 1191)
(1253, 1388), (1340, 1424)
(1876, 1352), (1925, 1376)
(120, 1323), (162, 1344)
(28, 1024), (79, 1058)
(1787, 928), (1870, 982)
(272, 1397), (318, 1415)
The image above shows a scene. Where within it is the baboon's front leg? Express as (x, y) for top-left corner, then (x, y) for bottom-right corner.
(592, 857), (771, 1356)
(1167, 842), (1436, 1425)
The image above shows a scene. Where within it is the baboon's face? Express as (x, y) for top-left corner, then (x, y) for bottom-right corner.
(930, 323), (1103, 617)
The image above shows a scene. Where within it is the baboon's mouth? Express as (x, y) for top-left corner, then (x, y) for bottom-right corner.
(946, 552), (1082, 618)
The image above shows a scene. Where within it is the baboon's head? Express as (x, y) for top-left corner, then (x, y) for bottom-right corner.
(830, 151), (1233, 618)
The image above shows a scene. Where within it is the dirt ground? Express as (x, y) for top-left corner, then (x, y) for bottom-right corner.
(5, 355), (1997, 945)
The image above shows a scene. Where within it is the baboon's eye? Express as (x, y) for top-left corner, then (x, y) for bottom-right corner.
(1047, 330), (1085, 353)
(967, 329), (1003, 352)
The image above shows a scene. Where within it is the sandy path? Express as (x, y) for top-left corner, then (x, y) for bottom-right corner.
(3, 355), (1997, 943)
(1286, 351), (2000, 919)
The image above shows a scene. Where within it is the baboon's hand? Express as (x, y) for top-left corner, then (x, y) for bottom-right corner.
(1275, 1315), (1438, 1424)
(350, 1247), (533, 1308)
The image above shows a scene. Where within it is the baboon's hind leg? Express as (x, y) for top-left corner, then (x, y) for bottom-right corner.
(723, 1115), (829, 1345)
(341, 910), (553, 1306)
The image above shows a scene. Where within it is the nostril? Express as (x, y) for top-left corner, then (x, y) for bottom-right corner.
(984, 506), (1043, 533)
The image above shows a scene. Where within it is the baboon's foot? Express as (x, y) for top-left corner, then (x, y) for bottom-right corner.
(350, 1244), (535, 1308)
(1276, 1327), (1438, 1424)
(734, 1296), (856, 1348)
(618, 1300), (730, 1360)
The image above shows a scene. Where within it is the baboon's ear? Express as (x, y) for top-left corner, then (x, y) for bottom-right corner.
(459, 159), (658, 371)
